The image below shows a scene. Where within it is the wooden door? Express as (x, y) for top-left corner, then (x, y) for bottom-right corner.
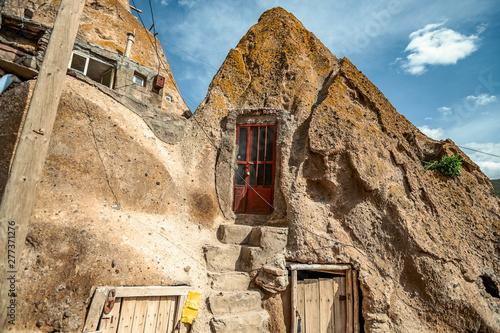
(294, 273), (358, 333)
(82, 286), (190, 333)
(233, 124), (276, 214)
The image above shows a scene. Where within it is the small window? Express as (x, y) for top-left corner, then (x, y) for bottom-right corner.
(133, 73), (145, 87)
(68, 52), (115, 88)
(165, 95), (172, 102)
(69, 53), (88, 73)
(24, 9), (34, 19)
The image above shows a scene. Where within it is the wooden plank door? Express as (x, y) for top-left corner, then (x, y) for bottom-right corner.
(295, 274), (356, 333)
(319, 278), (334, 333)
(304, 279), (320, 332)
(297, 280), (306, 332)
(100, 297), (122, 333)
(333, 277), (345, 333)
(143, 297), (160, 333)
(233, 124), (276, 214)
(117, 297), (137, 333)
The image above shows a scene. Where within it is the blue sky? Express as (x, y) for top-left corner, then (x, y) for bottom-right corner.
(131, 0), (500, 179)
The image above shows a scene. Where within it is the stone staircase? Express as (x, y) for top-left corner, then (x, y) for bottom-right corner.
(204, 224), (288, 333)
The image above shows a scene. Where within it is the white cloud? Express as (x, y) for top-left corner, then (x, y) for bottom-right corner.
(401, 22), (481, 75)
(418, 125), (445, 140)
(460, 142), (500, 179)
(437, 106), (451, 115)
(477, 161), (500, 180)
(465, 93), (497, 106)
(160, 0), (169, 5)
(178, 0), (199, 8)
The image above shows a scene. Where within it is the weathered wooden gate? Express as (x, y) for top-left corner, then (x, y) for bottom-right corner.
(82, 286), (190, 333)
(289, 264), (360, 333)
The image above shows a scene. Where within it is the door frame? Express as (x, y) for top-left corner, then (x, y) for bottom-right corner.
(288, 263), (360, 333)
(214, 108), (292, 220)
(233, 123), (277, 214)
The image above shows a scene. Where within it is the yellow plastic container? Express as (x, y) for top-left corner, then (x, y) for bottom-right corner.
(181, 291), (203, 324)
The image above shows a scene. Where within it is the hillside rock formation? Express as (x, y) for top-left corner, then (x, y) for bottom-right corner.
(1, 4), (499, 333)
(1, 75), (223, 331)
(1, 0), (212, 331)
(194, 7), (500, 332)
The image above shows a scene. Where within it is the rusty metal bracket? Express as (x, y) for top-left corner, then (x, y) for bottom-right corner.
(103, 289), (116, 314)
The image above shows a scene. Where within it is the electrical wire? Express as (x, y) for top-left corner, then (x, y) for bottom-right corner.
(146, 0), (160, 74)
(160, 40), (218, 71)
(458, 145), (500, 158)
(130, 0), (198, 112)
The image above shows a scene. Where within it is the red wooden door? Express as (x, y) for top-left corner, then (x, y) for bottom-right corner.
(233, 124), (276, 214)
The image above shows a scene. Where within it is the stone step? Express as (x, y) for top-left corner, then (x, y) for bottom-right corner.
(209, 272), (251, 291)
(256, 226), (288, 252)
(217, 224), (289, 251)
(210, 310), (269, 333)
(239, 245), (287, 273)
(204, 245), (242, 272)
(240, 245), (264, 272)
(209, 291), (262, 316)
(217, 224), (260, 246)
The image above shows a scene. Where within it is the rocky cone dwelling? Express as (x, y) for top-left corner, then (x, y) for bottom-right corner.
(1, 2), (499, 333)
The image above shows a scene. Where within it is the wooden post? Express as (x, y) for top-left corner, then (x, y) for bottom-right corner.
(353, 270), (360, 333)
(291, 269), (297, 333)
(82, 287), (110, 332)
(346, 268), (353, 333)
(0, 0), (85, 329)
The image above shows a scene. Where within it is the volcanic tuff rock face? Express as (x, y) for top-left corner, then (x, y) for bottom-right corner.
(195, 7), (500, 332)
(2, 4), (499, 332)
(1, 0), (213, 331)
(1, 76), (221, 332)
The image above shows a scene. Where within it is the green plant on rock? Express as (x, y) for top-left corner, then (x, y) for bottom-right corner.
(424, 154), (462, 177)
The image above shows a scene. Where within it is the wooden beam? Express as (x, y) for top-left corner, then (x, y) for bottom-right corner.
(314, 269), (346, 276)
(83, 287), (110, 332)
(288, 264), (351, 271)
(334, 277), (344, 333)
(113, 286), (191, 298)
(130, 5), (142, 13)
(353, 270), (360, 333)
(346, 269), (353, 333)
(0, 0), (86, 329)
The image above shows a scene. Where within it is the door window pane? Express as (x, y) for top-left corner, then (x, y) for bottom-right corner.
(249, 164), (256, 186)
(257, 164), (264, 186)
(266, 126), (274, 161)
(265, 164), (273, 186)
(259, 127), (266, 161)
(237, 128), (247, 161)
(236, 164), (246, 185)
(250, 127), (258, 161)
